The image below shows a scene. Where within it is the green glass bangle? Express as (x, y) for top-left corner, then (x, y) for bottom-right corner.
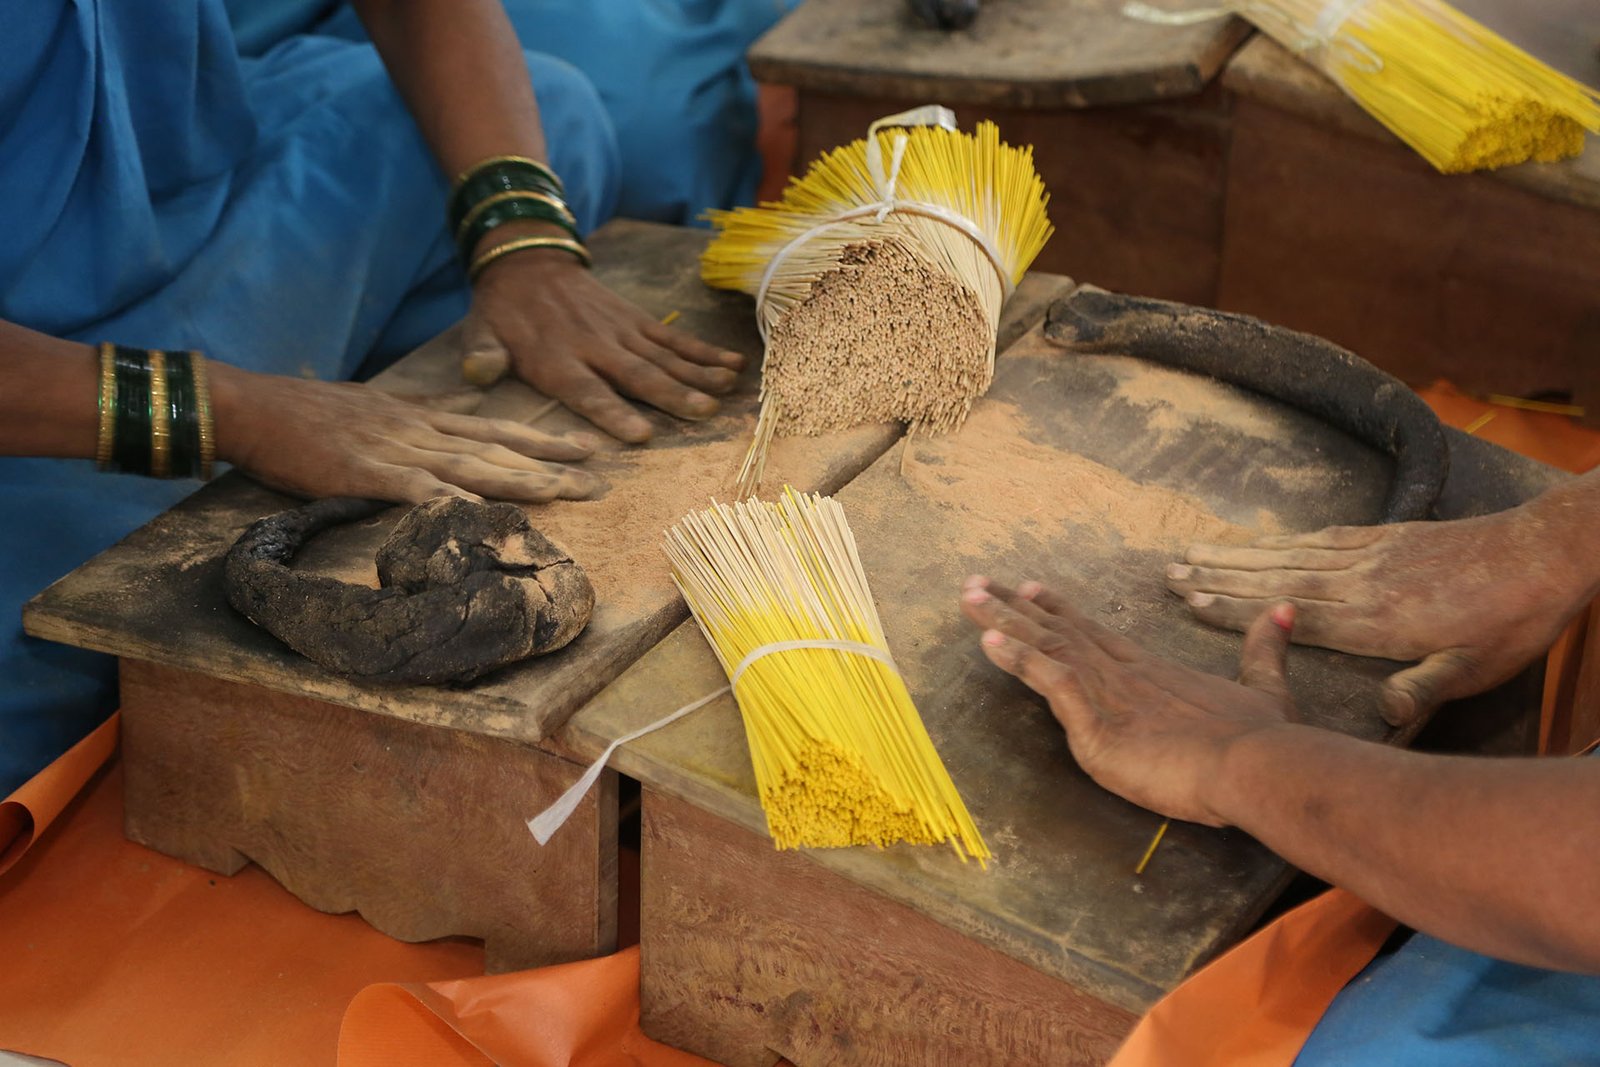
(111, 346), (152, 476)
(448, 162), (564, 235)
(457, 196), (581, 262)
(165, 351), (202, 479)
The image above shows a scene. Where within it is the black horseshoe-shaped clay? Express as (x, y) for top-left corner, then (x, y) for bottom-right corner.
(223, 496), (594, 684)
(1044, 289), (1448, 523)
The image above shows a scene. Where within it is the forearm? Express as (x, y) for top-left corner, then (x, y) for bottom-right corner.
(1212, 724), (1600, 971)
(1527, 466), (1600, 598)
(0, 320), (99, 458)
(351, 0), (546, 177)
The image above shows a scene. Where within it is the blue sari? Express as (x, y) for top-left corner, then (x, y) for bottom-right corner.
(0, 0), (791, 795)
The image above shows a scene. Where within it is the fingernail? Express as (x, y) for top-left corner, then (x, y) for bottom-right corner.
(963, 588), (991, 604)
(688, 393), (718, 416)
(570, 432), (601, 451)
(1189, 592), (1214, 608)
(982, 630), (1005, 648)
(962, 575), (989, 591)
(1271, 603), (1296, 631)
(1167, 564), (1192, 581)
(1018, 580), (1043, 598)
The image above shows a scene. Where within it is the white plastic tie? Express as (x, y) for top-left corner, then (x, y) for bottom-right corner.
(527, 638), (900, 845)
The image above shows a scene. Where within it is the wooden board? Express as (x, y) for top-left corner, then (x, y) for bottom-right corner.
(1218, 38), (1600, 420)
(119, 660), (615, 972)
(567, 323), (1566, 1019)
(749, 0), (1251, 109)
(22, 221), (1069, 745)
(640, 791), (1140, 1067)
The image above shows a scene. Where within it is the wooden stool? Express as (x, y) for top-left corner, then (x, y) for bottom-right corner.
(23, 221), (1062, 973)
(564, 314), (1563, 1064)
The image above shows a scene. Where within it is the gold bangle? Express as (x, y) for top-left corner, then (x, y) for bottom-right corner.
(468, 236), (592, 282)
(453, 155), (562, 191)
(453, 189), (575, 245)
(148, 350), (171, 478)
(95, 342), (116, 470)
(190, 351), (216, 481)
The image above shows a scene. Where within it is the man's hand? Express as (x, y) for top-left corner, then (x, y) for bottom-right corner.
(959, 576), (1298, 827)
(464, 246), (746, 443)
(213, 362), (600, 504)
(1165, 494), (1600, 727)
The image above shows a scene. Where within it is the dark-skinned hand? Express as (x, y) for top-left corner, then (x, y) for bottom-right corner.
(960, 576), (1298, 827)
(462, 233), (746, 443)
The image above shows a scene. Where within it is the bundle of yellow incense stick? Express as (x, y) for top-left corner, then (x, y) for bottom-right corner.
(664, 489), (989, 863)
(701, 107), (1053, 496)
(1131, 0), (1600, 173)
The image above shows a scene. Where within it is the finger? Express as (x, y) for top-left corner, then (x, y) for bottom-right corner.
(590, 346), (720, 421)
(961, 586), (1065, 652)
(382, 388), (485, 415)
(623, 334), (741, 395)
(460, 316), (512, 388)
(1014, 578), (1147, 664)
(1184, 592), (1349, 648)
(411, 437), (604, 497)
(1242, 526), (1384, 551)
(1237, 603), (1294, 705)
(1184, 544), (1356, 572)
(426, 412), (599, 462)
(978, 629), (1095, 724)
(1380, 648), (1486, 729)
(412, 453), (598, 503)
(641, 320), (746, 371)
(1166, 563), (1344, 602)
(534, 363), (654, 443)
(367, 463), (482, 506)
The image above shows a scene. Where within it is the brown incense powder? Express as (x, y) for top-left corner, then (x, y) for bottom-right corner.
(764, 239), (993, 438)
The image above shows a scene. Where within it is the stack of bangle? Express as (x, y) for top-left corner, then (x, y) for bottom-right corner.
(95, 343), (215, 480)
(449, 156), (591, 281)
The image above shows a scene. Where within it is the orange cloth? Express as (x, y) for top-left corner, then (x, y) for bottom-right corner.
(0, 743), (482, 1066)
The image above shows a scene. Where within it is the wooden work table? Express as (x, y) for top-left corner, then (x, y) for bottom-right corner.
(563, 325), (1561, 1064)
(26, 220), (1563, 1063)
(21, 220), (1064, 973)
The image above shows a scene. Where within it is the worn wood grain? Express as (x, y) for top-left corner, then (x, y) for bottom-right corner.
(1217, 56), (1600, 419)
(567, 322), (1564, 1034)
(640, 791), (1140, 1067)
(24, 224), (1068, 744)
(749, 0), (1250, 109)
(119, 659), (615, 972)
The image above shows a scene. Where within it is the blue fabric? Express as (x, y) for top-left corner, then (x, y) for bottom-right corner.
(8, 0), (804, 793)
(1296, 931), (1600, 1065)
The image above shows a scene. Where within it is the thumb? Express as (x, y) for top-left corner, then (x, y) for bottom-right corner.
(1237, 602), (1294, 704)
(1380, 648), (1484, 729)
(459, 314), (512, 388)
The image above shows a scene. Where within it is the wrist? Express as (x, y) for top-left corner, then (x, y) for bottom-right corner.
(1202, 721), (1312, 829)
(207, 360), (254, 466)
(469, 220), (590, 285)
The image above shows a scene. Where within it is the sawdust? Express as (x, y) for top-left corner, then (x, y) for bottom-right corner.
(1100, 355), (1298, 445)
(898, 399), (1274, 553)
(764, 238), (993, 437)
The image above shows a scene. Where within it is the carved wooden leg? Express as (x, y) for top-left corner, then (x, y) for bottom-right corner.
(639, 790), (1138, 1067)
(119, 659), (616, 971)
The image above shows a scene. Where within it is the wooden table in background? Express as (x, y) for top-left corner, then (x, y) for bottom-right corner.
(21, 222), (1064, 972)
(564, 322), (1562, 1066)
(753, 0), (1600, 419)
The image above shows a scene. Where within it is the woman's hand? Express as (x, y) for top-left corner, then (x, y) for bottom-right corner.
(211, 362), (601, 504)
(960, 577), (1298, 827)
(461, 237), (746, 443)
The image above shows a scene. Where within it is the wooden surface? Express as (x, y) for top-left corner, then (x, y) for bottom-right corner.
(1218, 38), (1600, 419)
(568, 323), (1565, 1020)
(23, 223), (1062, 745)
(119, 660), (616, 972)
(749, 0), (1250, 108)
(640, 791), (1140, 1067)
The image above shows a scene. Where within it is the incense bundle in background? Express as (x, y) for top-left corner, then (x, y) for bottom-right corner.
(1130, 0), (1600, 173)
(664, 490), (989, 864)
(701, 109), (1053, 495)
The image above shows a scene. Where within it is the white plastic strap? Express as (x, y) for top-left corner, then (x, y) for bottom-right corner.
(1120, 2), (1231, 26)
(1121, 0), (1380, 69)
(527, 638), (899, 845)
